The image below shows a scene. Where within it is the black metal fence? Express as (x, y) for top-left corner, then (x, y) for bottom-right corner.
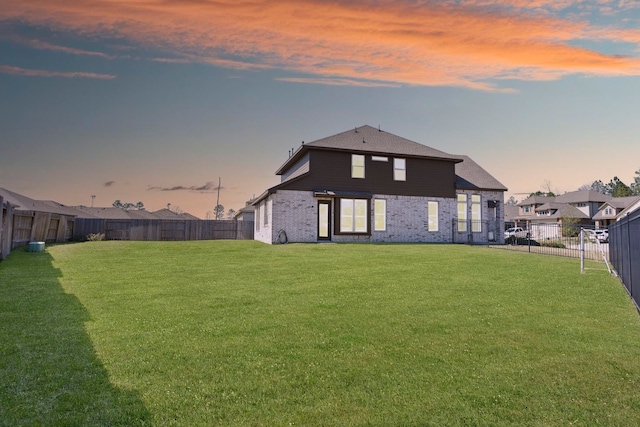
(492, 222), (608, 261)
(609, 209), (640, 308)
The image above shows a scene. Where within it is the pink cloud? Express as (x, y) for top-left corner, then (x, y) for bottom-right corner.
(2, 0), (640, 90)
(0, 65), (116, 79)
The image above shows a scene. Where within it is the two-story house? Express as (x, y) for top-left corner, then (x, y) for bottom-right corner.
(515, 190), (611, 229)
(593, 195), (640, 228)
(252, 126), (507, 244)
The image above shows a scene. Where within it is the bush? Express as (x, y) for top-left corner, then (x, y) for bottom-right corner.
(86, 233), (105, 241)
(540, 240), (566, 249)
(505, 236), (540, 246)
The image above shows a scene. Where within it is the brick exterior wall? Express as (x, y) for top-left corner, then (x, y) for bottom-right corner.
(255, 190), (505, 245)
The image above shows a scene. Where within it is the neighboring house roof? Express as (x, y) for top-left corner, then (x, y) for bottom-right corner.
(151, 208), (200, 220)
(276, 125), (462, 175)
(74, 206), (140, 219)
(234, 205), (255, 219)
(555, 190), (611, 204)
(593, 196), (640, 220)
(504, 204), (519, 223)
(453, 155), (507, 191)
(518, 195), (554, 206)
(40, 201), (99, 218)
(0, 188), (75, 215)
(536, 202), (590, 219)
(618, 197), (640, 218)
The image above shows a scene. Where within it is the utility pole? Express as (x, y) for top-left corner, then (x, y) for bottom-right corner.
(215, 177), (221, 220)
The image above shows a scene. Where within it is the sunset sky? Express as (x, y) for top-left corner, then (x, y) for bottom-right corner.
(1, 0), (640, 218)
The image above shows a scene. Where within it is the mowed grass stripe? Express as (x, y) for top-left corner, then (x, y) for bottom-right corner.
(2, 241), (640, 426)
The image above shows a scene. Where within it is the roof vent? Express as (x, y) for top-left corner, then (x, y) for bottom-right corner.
(354, 127), (358, 133)
(362, 138), (366, 143)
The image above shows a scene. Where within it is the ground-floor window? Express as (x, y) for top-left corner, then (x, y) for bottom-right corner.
(428, 201), (438, 231)
(374, 199), (386, 231)
(471, 194), (481, 232)
(457, 194), (467, 232)
(339, 198), (368, 233)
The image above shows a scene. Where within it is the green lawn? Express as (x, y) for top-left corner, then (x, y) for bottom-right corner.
(2, 241), (640, 426)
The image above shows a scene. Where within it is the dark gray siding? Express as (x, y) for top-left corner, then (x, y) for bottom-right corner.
(278, 150), (456, 198)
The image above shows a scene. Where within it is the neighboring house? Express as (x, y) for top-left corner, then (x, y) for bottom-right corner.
(151, 208), (200, 220)
(0, 188), (78, 257)
(251, 125), (507, 244)
(593, 195), (640, 228)
(504, 204), (519, 229)
(514, 190), (614, 240)
(233, 204), (255, 222)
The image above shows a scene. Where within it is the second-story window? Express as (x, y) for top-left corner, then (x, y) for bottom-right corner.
(352, 154), (365, 179)
(394, 158), (406, 181)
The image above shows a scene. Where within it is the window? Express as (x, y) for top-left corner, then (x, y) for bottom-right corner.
(605, 207), (613, 216)
(374, 199), (386, 231)
(523, 206), (531, 213)
(372, 156), (388, 162)
(255, 204), (261, 231)
(471, 195), (481, 232)
(264, 200), (269, 226)
(457, 194), (467, 232)
(352, 154), (365, 178)
(428, 201), (439, 231)
(393, 158), (406, 181)
(340, 198), (368, 233)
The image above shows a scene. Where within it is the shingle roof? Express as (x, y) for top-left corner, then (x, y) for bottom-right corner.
(534, 202), (590, 219)
(0, 188), (75, 215)
(453, 155), (507, 191)
(276, 125), (461, 175)
(518, 195), (555, 206)
(305, 125), (460, 159)
(555, 190), (611, 204)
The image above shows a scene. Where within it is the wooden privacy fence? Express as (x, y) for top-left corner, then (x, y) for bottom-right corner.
(1, 201), (75, 259)
(74, 218), (254, 241)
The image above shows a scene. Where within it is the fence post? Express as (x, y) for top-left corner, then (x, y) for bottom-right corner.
(580, 227), (584, 274)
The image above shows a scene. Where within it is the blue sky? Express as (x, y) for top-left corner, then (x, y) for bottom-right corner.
(1, 1), (640, 218)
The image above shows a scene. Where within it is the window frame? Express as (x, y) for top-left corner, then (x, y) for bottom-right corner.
(352, 154), (365, 179)
(471, 194), (481, 232)
(374, 199), (386, 231)
(337, 198), (370, 235)
(393, 158), (406, 181)
(457, 194), (467, 232)
(428, 201), (439, 232)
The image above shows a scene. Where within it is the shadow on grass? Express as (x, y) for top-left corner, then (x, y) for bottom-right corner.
(0, 249), (150, 426)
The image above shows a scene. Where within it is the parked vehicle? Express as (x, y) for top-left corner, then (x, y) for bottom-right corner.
(504, 227), (530, 239)
(594, 229), (609, 243)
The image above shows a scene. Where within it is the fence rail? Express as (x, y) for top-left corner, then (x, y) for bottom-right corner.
(609, 210), (640, 308)
(491, 222), (608, 261)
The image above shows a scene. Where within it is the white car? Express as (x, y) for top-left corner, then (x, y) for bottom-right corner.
(504, 227), (530, 238)
(594, 229), (609, 243)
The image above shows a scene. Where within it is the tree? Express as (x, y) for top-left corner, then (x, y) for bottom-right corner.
(631, 168), (640, 196)
(214, 204), (224, 220)
(506, 196), (518, 206)
(113, 200), (145, 210)
(227, 208), (236, 219)
(588, 180), (607, 195)
(605, 176), (632, 197)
